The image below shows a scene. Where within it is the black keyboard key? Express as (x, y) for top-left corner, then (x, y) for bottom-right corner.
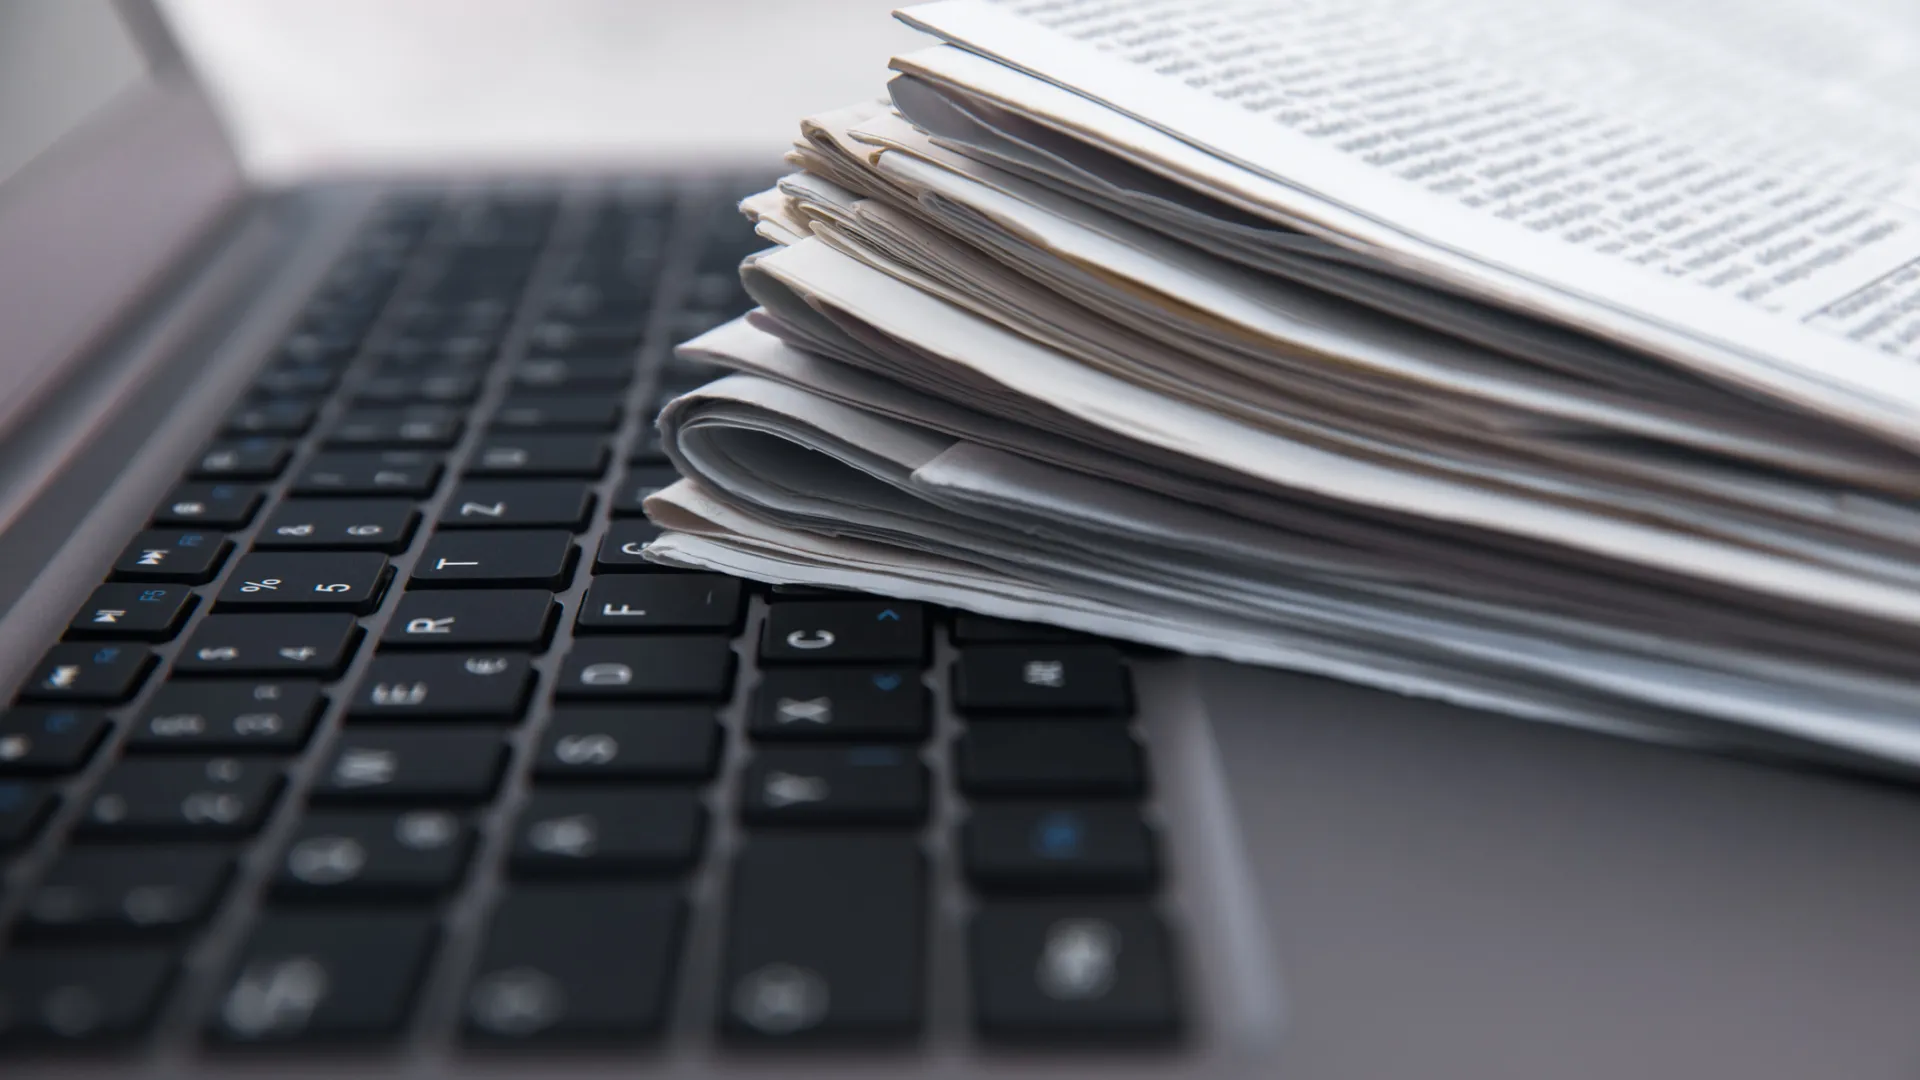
(256, 500), (419, 553)
(210, 912), (436, 1042)
(465, 885), (685, 1041)
(958, 724), (1146, 798)
(312, 729), (506, 803)
(627, 426), (669, 466)
(78, 757), (283, 840)
(575, 574), (744, 633)
(274, 810), (474, 900)
(215, 552), (390, 614)
(749, 669), (927, 741)
(760, 601), (928, 664)
(952, 614), (1093, 645)
(224, 398), (318, 437)
(592, 520), (662, 571)
(294, 450), (443, 496)
(382, 590), (557, 649)
(176, 613), (361, 676)
(439, 481), (594, 530)
(971, 902), (1180, 1040)
(252, 365), (339, 397)
(721, 835), (923, 1039)
(0, 948), (175, 1043)
(739, 745), (927, 826)
(0, 781), (55, 848)
(355, 371), (482, 404)
(524, 321), (644, 356)
(509, 788), (705, 877)
(490, 397), (623, 432)
(326, 407), (463, 448)
(153, 482), (261, 528)
(18, 643), (154, 703)
(192, 437), (293, 480)
(21, 847), (233, 936)
(111, 529), (232, 584)
(608, 466), (679, 516)
(954, 645), (1132, 716)
(555, 638), (735, 701)
(128, 680), (324, 753)
(349, 652), (533, 721)
(535, 706), (721, 781)
(963, 804), (1157, 894)
(65, 582), (196, 641)
(467, 434), (610, 478)
(511, 356), (636, 395)
(410, 529), (576, 588)
(0, 708), (109, 774)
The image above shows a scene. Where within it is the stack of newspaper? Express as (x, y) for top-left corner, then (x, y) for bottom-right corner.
(645, 0), (1920, 769)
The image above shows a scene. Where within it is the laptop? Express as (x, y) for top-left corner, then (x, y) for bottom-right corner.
(2, 2), (1919, 1077)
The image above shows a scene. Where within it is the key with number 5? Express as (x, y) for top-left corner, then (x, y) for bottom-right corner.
(216, 553), (391, 614)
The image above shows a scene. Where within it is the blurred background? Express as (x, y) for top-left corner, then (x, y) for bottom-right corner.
(6, 0), (927, 182)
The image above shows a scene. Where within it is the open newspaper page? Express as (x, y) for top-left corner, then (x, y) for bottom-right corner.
(894, 0), (1920, 447)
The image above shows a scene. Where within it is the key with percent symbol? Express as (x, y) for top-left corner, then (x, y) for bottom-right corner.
(216, 553), (392, 614)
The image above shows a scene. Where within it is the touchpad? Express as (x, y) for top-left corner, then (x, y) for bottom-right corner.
(1195, 659), (1920, 1080)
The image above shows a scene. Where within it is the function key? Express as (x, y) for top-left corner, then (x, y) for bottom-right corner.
(962, 804), (1157, 894)
(215, 552), (391, 614)
(176, 613), (361, 676)
(112, 529), (231, 584)
(209, 912), (437, 1042)
(535, 706), (720, 782)
(555, 638), (735, 701)
(490, 397), (623, 432)
(957, 723), (1146, 798)
(326, 407), (463, 449)
(0, 948), (176, 1044)
(348, 653), (533, 722)
(152, 482), (261, 528)
(18, 643), (154, 703)
(749, 669), (927, 741)
(510, 356), (636, 395)
(467, 434), (611, 478)
(191, 437), (293, 481)
(953, 645), (1132, 716)
(952, 614), (1094, 645)
(294, 450), (443, 497)
(439, 481), (594, 530)
(592, 520), (662, 572)
(20, 847), (233, 937)
(128, 680), (324, 754)
(575, 575), (744, 633)
(465, 885), (685, 1042)
(970, 902), (1180, 1040)
(739, 746), (928, 827)
(355, 372), (482, 405)
(760, 601), (927, 665)
(382, 590), (557, 650)
(256, 500), (420, 553)
(223, 398), (318, 437)
(721, 835), (923, 1040)
(0, 708), (110, 775)
(312, 729), (506, 804)
(273, 811), (474, 901)
(0, 781), (57, 848)
(608, 466), (679, 516)
(65, 583), (196, 641)
(410, 530), (577, 589)
(77, 757), (283, 841)
(508, 789), (705, 878)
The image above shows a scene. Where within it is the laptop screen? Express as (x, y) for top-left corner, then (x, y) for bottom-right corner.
(0, 0), (148, 193)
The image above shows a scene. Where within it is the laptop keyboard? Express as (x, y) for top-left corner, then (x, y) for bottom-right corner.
(0, 181), (1182, 1055)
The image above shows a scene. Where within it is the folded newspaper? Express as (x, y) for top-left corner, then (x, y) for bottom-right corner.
(645, 0), (1920, 771)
